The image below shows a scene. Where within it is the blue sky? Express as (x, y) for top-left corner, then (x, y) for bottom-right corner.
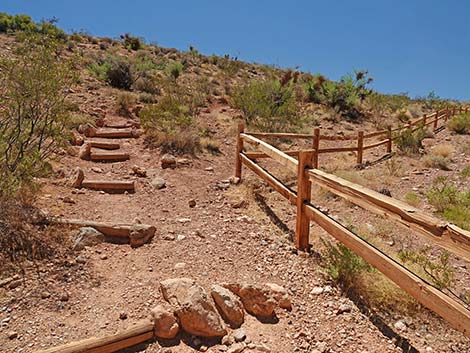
(2, 1), (469, 100)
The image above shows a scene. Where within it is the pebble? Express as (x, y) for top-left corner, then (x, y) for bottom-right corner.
(40, 291), (51, 299)
(7, 331), (18, 340)
(233, 328), (247, 342)
(188, 199), (197, 208)
(119, 312), (128, 320)
(100, 254), (108, 260)
(174, 262), (186, 269)
(59, 292), (69, 302)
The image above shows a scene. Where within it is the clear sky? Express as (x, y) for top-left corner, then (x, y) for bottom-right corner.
(2, 1), (469, 100)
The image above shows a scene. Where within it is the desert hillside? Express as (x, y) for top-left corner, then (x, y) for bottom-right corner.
(0, 14), (469, 353)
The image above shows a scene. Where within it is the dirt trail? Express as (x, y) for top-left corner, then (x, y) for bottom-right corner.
(1, 105), (468, 353)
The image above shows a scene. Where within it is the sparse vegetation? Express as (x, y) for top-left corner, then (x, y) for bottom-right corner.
(116, 91), (137, 116)
(120, 33), (144, 51)
(0, 13), (66, 39)
(404, 191), (422, 207)
(0, 33), (77, 195)
(395, 127), (426, 154)
(447, 113), (470, 134)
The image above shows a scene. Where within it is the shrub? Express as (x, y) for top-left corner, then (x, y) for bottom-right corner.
(461, 166), (470, 179)
(305, 70), (373, 120)
(200, 137), (221, 154)
(422, 155), (451, 170)
(116, 92), (137, 116)
(217, 55), (243, 76)
(232, 79), (299, 132)
(321, 238), (371, 290)
(120, 33), (144, 50)
(432, 143), (454, 158)
(0, 33), (77, 195)
(0, 13), (66, 39)
(447, 113), (470, 134)
(166, 61), (183, 81)
(404, 191), (422, 207)
(395, 127), (426, 154)
(139, 93), (199, 154)
(106, 56), (133, 89)
(399, 246), (454, 290)
(426, 177), (459, 212)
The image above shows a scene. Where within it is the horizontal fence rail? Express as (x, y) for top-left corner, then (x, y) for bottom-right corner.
(234, 112), (470, 336)
(240, 106), (468, 168)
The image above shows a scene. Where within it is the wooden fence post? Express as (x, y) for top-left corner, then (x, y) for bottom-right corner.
(386, 125), (392, 153)
(295, 150), (314, 251)
(357, 131), (364, 165)
(312, 128), (320, 169)
(434, 110), (439, 129)
(422, 113), (427, 126)
(235, 122), (245, 179)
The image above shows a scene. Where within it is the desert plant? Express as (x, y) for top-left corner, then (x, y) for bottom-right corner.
(0, 33), (77, 195)
(232, 79), (300, 132)
(106, 56), (133, 89)
(120, 33), (144, 50)
(116, 92), (137, 116)
(404, 191), (422, 207)
(426, 176), (459, 212)
(447, 113), (470, 134)
(0, 13), (66, 39)
(395, 127), (426, 155)
(321, 238), (371, 289)
(422, 155), (451, 170)
(399, 246), (454, 290)
(461, 166), (470, 179)
(166, 61), (183, 81)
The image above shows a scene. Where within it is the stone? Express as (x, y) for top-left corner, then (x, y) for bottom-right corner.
(310, 287), (324, 295)
(394, 319), (407, 331)
(265, 283), (291, 310)
(129, 224), (156, 248)
(233, 328), (247, 342)
(59, 292), (69, 302)
(152, 178), (167, 190)
(378, 187), (392, 197)
(40, 291), (51, 299)
(337, 303), (352, 315)
(76, 255), (87, 264)
(72, 227), (105, 251)
(150, 304), (179, 339)
(132, 165), (147, 177)
(210, 285), (244, 328)
(119, 312), (128, 320)
(174, 262), (186, 269)
(161, 154), (176, 169)
(160, 278), (227, 337)
(223, 283), (276, 318)
(70, 167), (85, 188)
(229, 176), (241, 185)
(188, 199), (197, 208)
(222, 334), (234, 346)
(78, 142), (92, 160)
(70, 131), (84, 146)
(7, 331), (18, 340)
(227, 342), (246, 353)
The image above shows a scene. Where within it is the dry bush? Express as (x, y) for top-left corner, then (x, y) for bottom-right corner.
(422, 155), (451, 170)
(0, 197), (69, 274)
(404, 191), (422, 207)
(431, 143), (454, 158)
(200, 137), (221, 154)
(116, 91), (137, 116)
(447, 113), (470, 134)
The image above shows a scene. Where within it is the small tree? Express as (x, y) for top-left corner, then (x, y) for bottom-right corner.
(0, 33), (77, 194)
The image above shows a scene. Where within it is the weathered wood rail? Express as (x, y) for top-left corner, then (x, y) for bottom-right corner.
(244, 106), (468, 167)
(235, 115), (470, 336)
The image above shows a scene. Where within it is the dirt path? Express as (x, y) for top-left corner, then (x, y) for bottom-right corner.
(1, 105), (468, 353)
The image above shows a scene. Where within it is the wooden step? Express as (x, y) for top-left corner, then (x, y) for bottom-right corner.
(90, 151), (130, 162)
(88, 140), (121, 150)
(94, 128), (136, 139)
(81, 180), (135, 193)
(104, 122), (134, 129)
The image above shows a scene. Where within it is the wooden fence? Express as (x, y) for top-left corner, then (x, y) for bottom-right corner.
(235, 113), (470, 337)
(242, 106), (469, 167)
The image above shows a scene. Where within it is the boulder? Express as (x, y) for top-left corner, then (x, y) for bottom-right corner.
(129, 224), (156, 248)
(150, 304), (180, 339)
(161, 154), (176, 169)
(70, 167), (84, 188)
(72, 227), (105, 251)
(78, 142), (92, 160)
(161, 278), (226, 337)
(222, 283), (276, 318)
(210, 285), (244, 328)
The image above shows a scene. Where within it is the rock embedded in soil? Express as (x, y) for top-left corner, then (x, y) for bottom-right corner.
(150, 304), (179, 339)
(78, 142), (92, 160)
(160, 278), (227, 337)
(72, 227), (105, 251)
(131, 165), (147, 177)
(70, 167), (85, 188)
(223, 283), (277, 318)
(161, 154), (177, 169)
(152, 178), (167, 190)
(129, 224), (156, 248)
(265, 283), (292, 310)
(210, 284), (244, 328)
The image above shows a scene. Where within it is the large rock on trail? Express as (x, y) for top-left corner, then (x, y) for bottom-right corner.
(70, 167), (84, 188)
(150, 304), (180, 339)
(210, 284), (244, 328)
(160, 278), (227, 337)
(78, 142), (91, 160)
(129, 224), (156, 248)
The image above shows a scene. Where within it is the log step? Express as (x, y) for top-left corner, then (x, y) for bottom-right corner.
(105, 122), (134, 129)
(81, 180), (135, 193)
(88, 140), (121, 150)
(90, 151), (130, 162)
(94, 128), (136, 139)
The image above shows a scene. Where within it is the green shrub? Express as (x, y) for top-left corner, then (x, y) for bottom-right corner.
(106, 56), (133, 89)
(120, 33), (144, 50)
(447, 113), (470, 134)
(395, 127), (426, 154)
(232, 79), (300, 132)
(217, 55), (243, 76)
(461, 166), (470, 179)
(426, 177), (459, 212)
(0, 33), (77, 195)
(0, 13), (65, 39)
(166, 60), (183, 80)
(139, 93), (199, 154)
(399, 246), (454, 290)
(321, 238), (371, 289)
(404, 191), (422, 207)
(116, 92), (137, 116)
